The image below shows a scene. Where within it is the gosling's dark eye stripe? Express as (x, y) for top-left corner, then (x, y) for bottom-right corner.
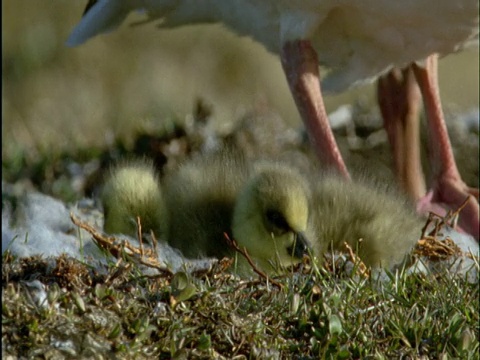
(265, 209), (290, 231)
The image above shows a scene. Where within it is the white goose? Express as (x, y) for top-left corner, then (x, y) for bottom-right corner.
(67, 0), (479, 239)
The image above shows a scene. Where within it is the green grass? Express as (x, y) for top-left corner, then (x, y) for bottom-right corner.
(2, 251), (478, 359)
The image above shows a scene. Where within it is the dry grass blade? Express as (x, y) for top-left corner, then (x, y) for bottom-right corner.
(415, 236), (462, 261)
(150, 230), (159, 256)
(136, 216), (144, 257)
(448, 196), (472, 227)
(417, 196), (472, 260)
(223, 232), (283, 289)
(191, 257), (234, 278)
(421, 196), (471, 239)
(343, 241), (370, 277)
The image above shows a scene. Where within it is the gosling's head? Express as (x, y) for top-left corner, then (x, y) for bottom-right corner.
(232, 164), (312, 274)
(102, 161), (164, 237)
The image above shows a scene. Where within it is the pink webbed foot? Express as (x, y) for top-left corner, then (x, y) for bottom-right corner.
(412, 55), (479, 239)
(417, 177), (479, 239)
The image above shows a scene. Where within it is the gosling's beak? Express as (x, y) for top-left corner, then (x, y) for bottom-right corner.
(288, 231), (311, 259)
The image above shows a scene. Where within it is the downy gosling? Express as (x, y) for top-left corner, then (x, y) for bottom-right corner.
(161, 150), (313, 275)
(102, 160), (164, 237)
(310, 174), (423, 269)
(102, 150), (312, 275)
(102, 151), (422, 275)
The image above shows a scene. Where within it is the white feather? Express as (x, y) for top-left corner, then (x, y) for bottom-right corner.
(67, 0), (479, 92)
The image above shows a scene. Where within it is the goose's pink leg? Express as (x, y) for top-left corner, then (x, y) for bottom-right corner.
(411, 54), (479, 239)
(281, 40), (350, 179)
(380, 55), (479, 239)
(378, 67), (426, 200)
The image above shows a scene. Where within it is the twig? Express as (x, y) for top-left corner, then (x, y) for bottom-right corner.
(70, 212), (172, 277)
(416, 197), (473, 261)
(421, 196), (471, 239)
(223, 232), (283, 289)
(448, 196), (470, 228)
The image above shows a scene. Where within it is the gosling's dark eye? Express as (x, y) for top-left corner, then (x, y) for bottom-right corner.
(265, 209), (290, 233)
